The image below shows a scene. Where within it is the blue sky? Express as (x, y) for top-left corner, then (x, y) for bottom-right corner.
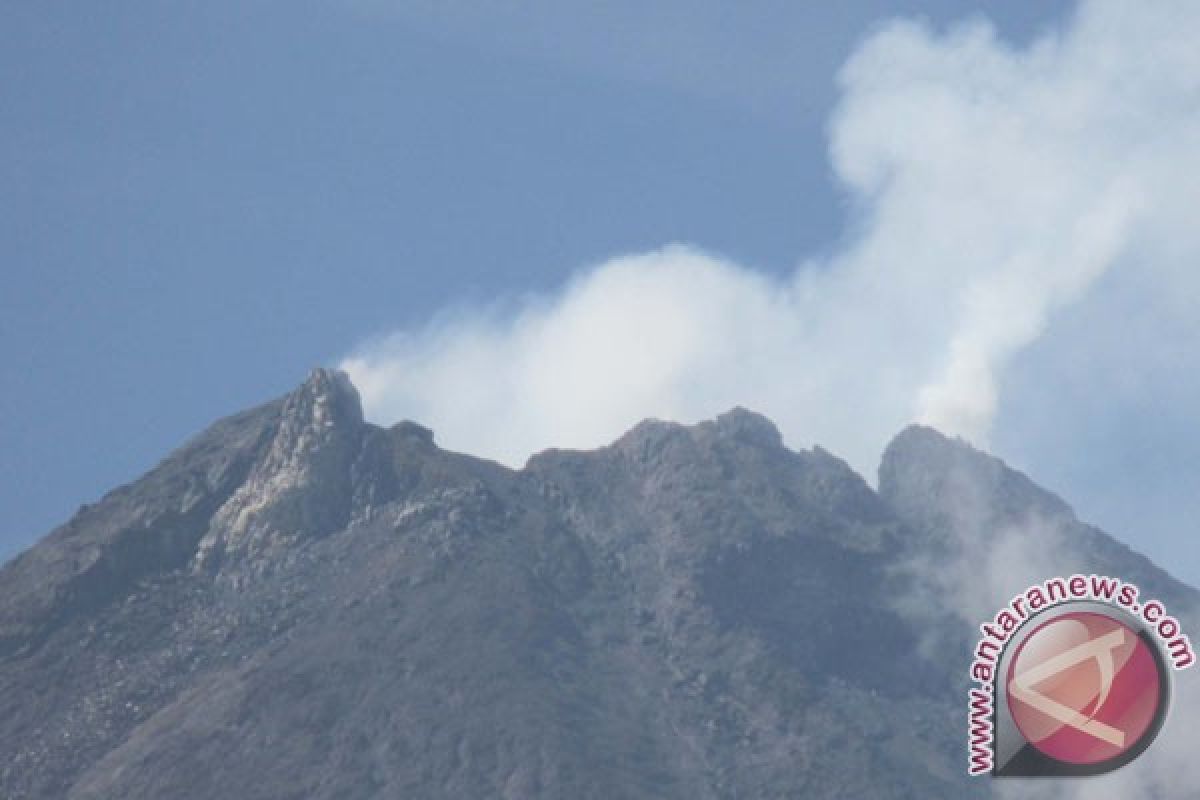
(11, 0), (1200, 587)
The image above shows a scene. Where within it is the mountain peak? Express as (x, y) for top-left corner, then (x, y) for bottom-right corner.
(597, 408), (785, 473)
(879, 423), (1073, 534)
(710, 406), (783, 449)
(292, 367), (363, 428)
(193, 368), (366, 570)
(3, 379), (1198, 798)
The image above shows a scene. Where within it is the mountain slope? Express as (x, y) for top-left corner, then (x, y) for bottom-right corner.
(1, 370), (1194, 799)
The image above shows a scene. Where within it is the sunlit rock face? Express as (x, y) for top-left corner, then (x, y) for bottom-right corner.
(0, 372), (1194, 799)
(195, 368), (367, 572)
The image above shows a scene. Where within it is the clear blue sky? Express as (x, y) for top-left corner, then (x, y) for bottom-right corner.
(3, 1), (1084, 559)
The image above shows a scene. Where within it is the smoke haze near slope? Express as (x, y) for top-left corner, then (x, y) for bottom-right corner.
(343, 0), (1200, 482)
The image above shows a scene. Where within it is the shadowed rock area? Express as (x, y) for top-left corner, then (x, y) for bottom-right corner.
(1, 370), (1195, 798)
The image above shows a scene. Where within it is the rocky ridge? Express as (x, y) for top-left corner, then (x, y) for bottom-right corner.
(0, 369), (1195, 799)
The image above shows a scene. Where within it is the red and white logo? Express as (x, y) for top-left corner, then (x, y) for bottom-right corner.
(1006, 611), (1163, 766)
(966, 575), (1191, 777)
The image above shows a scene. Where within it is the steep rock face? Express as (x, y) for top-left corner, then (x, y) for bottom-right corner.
(0, 377), (1195, 799)
(0, 397), (280, 659)
(880, 425), (1074, 536)
(880, 425), (1198, 616)
(195, 368), (369, 571)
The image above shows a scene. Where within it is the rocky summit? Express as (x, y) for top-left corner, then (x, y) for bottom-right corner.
(1, 370), (1196, 799)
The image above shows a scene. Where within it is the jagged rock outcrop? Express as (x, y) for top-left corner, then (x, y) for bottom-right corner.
(0, 373), (1195, 799)
(195, 368), (368, 571)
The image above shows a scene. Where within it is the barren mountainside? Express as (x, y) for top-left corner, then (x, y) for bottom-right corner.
(1, 369), (1195, 799)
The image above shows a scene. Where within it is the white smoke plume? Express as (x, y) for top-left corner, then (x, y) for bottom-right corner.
(343, 0), (1200, 483)
(344, 3), (1200, 795)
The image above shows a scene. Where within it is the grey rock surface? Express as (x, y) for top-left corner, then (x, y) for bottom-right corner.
(0, 372), (1194, 798)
